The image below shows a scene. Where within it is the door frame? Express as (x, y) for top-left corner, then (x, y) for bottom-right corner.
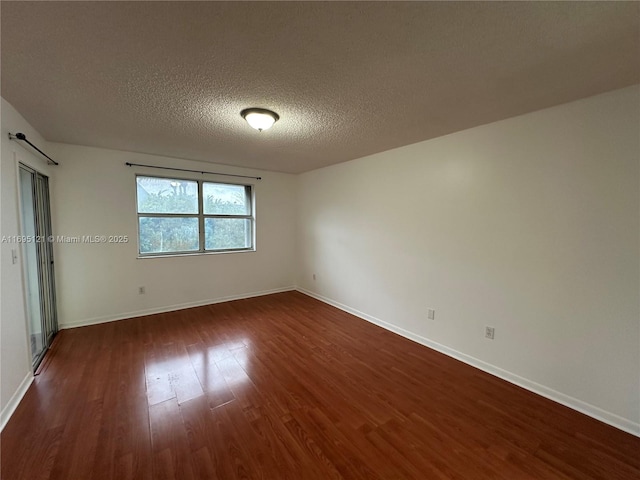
(16, 158), (58, 371)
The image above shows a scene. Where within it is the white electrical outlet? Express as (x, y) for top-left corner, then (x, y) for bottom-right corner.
(427, 309), (435, 320)
(138, 286), (146, 295)
(485, 326), (495, 340)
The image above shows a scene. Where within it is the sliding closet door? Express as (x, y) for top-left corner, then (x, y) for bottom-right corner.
(35, 172), (57, 349)
(19, 164), (58, 369)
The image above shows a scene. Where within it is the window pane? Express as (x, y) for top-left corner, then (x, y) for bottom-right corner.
(205, 218), (252, 250)
(139, 217), (199, 253)
(137, 176), (198, 214)
(203, 183), (250, 215)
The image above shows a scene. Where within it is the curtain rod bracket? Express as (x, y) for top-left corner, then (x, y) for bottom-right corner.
(8, 132), (59, 165)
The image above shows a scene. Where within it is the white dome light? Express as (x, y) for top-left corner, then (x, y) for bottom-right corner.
(241, 108), (279, 132)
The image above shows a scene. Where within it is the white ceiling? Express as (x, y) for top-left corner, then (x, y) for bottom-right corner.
(1, 1), (638, 173)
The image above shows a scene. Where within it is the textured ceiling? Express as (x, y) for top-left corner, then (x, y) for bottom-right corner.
(1, 2), (638, 173)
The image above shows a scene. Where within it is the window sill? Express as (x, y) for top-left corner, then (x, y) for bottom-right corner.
(137, 248), (255, 259)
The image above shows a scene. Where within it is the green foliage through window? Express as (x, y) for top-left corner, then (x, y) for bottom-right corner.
(136, 176), (253, 255)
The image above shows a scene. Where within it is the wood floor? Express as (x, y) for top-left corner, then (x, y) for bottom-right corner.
(1, 292), (638, 480)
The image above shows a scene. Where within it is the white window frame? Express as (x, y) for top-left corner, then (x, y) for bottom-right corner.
(135, 174), (255, 257)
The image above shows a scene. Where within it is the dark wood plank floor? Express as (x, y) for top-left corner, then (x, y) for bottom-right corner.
(2, 291), (638, 479)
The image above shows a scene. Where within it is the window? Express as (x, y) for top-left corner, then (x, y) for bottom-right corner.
(136, 175), (254, 256)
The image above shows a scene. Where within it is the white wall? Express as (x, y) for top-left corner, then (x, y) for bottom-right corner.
(0, 99), (56, 425)
(296, 86), (640, 434)
(47, 143), (296, 328)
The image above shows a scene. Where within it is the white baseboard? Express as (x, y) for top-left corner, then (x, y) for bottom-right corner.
(59, 286), (296, 329)
(1, 371), (33, 432)
(296, 287), (640, 437)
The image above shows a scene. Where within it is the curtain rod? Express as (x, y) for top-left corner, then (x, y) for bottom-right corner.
(8, 132), (59, 165)
(125, 162), (261, 180)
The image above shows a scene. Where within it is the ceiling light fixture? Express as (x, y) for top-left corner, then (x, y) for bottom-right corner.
(241, 108), (279, 132)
